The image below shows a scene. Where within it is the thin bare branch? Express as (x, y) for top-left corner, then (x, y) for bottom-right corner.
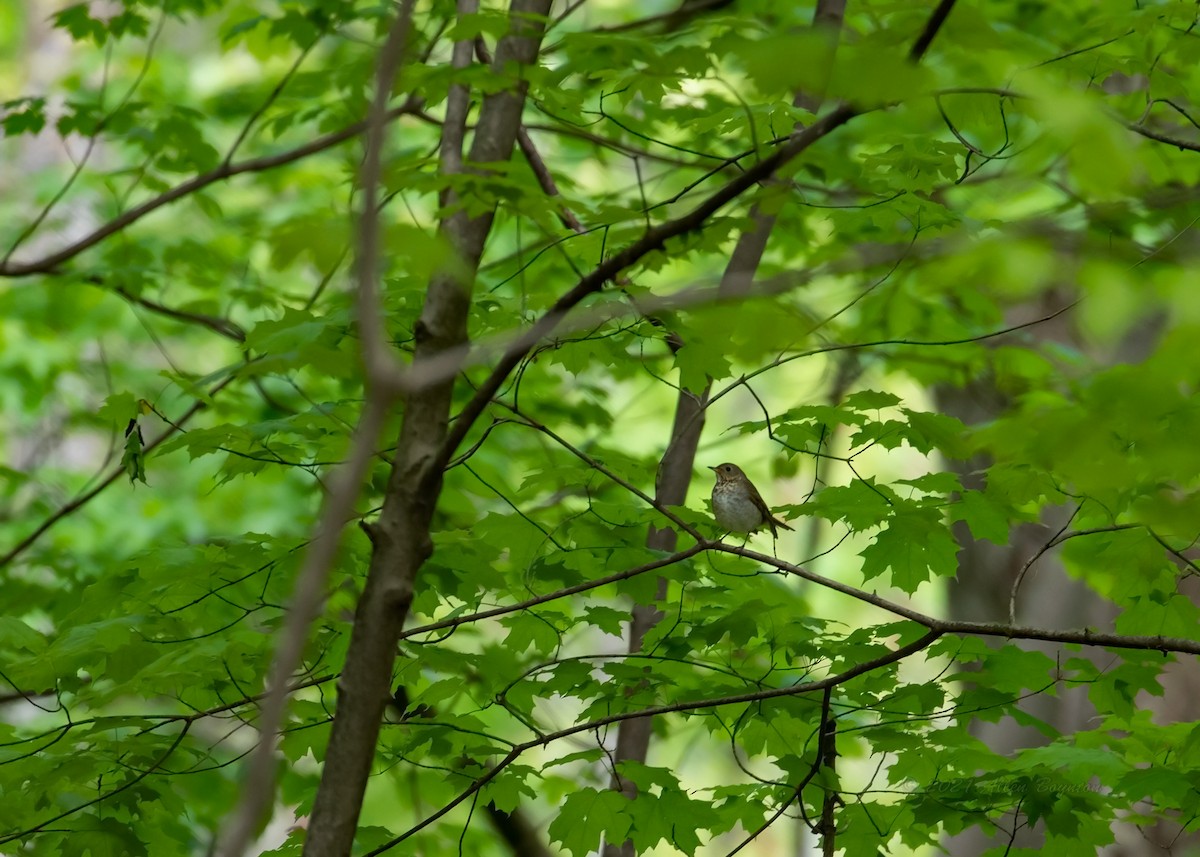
(365, 629), (944, 855)
(1008, 506), (1082, 623)
(215, 4), (416, 854)
(104, 279), (246, 341)
(0, 372), (239, 570)
(437, 104), (858, 468)
(715, 540), (1200, 655)
(0, 98), (421, 278)
(3, 11), (167, 266)
(398, 543), (710, 644)
(0, 724), (191, 846)
(223, 37), (321, 166)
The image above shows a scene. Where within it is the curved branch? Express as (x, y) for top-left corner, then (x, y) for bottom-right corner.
(398, 543), (710, 644)
(717, 541), (1200, 655)
(3, 12), (168, 267)
(365, 628), (944, 855)
(0, 372), (239, 570)
(437, 1), (962, 468)
(436, 103), (860, 469)
(1124, 120), (1200, 153)
(0, 724), (190, 847)
(0, 98), (421, 278)
(104, 280), (246, 341)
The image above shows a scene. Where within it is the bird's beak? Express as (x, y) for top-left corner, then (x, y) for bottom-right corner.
(707, 466), (718, 472)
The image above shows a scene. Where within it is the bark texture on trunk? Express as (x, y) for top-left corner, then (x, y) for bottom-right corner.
(302, 4), (554, 853)
(940, 302), (1198, 856)
(601, 6), (847, 855)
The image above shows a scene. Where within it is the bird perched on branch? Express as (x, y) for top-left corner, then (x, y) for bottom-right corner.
(709, 463), (794, 538)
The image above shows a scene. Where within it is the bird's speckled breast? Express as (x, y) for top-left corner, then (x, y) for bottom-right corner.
(712, 489), (764, 532)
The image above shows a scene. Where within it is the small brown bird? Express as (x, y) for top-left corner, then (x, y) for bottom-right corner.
(709, 463), (794, 538)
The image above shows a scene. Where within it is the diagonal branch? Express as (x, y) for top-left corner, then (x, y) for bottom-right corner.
(100, 278), (246, 341)
(397, 543), (710, 644)
(437, 103), (858, 468)
(439, 0), (962, 472)
(365, 628), (944, 855)
(0, 97), (422, 278)
(3, 11), (168, 267)
(0, 371), (240, 571)
(716, 540), (1200, 655)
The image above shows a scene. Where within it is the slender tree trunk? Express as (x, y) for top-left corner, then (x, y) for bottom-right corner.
(939, 299), (1200, 856)
(302, 3), (553, 853)
(601, 6), (846, 855)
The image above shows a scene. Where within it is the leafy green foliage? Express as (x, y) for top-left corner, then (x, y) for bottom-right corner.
(3, 0), (1200, 855)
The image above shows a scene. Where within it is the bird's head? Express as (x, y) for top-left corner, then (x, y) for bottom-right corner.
(708, 462), (746, 483)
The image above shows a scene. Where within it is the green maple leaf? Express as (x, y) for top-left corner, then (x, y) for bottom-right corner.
(860, 511), (959, 592)
(549, 788), (631, 857)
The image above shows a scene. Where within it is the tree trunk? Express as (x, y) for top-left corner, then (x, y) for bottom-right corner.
(302, 3), (554, 853)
